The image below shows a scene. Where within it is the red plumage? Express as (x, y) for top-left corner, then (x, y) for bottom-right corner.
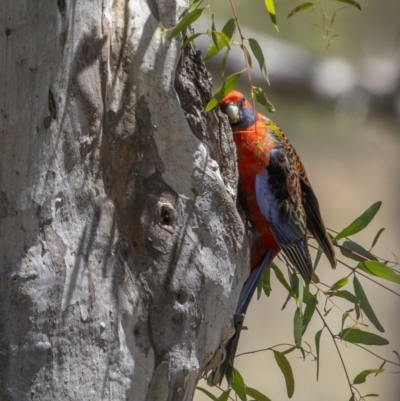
(220, 90), (336, 281)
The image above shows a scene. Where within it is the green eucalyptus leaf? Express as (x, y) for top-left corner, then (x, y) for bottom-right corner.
(225, 364), (234, 388)
(341, 240), (378, 262)
(353, 369), (384, 385)
(221, 48), (230, 76)
(222, 18), (236, 39)
(313, 249), (322, 271)
(315, 329), (323, 380)
(257, 271), (263, 300)
(196, 387), (219, 401)
(294, 307), (303, 348)
(246, 387), (272, 401)
(248, 38), (269, 84)
(341, 311), (352, 333)
(358, 261), (400, 285)
(204, 31), (228, 61)
(338, 328), (389, 346)
(206, 370), (219, 386)
(330, 277), (349, 291)
(263, 265), (272, 297)
(273, 351), (295, 398)
(298, 276), (304, 312)
(353, 276), (384, 332)
(204, 18), (235, 61)
(289, 269), (299, 292)
(181, 33), (203, 49)
(370, 228), (385, 250)
(169, 8), (204, 40)
(232, 368), (247, 401)
(188, 0), (202, 9)
(218, 389), (232, 401)
(264, 0), (279, 31)
(355, 303), (361, 320)
(241, 44), (253, 69)
(302, 303), (316, 335)
(327, 289), (358, 304)
(252, 87), (275, 113)
(303, 287), (318, 306)
(282, 293), (292, 310)
(331, 0), (361, 10)
(271, 263), (295, 297)
(204, 72), (241, 112)
(281, 346), (296, 356)
(211, 13), (218, 46)
(214, 30), (231, 49)
(288, 2), (316, 18)
(335, 202), (382, 241)
(311, 271), (320, 283)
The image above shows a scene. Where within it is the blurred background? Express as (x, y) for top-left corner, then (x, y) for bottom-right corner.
(193, 1), (400, 400)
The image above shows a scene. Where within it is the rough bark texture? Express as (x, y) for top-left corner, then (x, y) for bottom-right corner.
(0, 1), (248, 401)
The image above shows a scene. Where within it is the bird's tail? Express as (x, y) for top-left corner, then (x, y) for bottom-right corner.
(212, 248), (274, 385)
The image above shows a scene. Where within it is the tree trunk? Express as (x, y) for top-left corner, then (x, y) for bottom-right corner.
(0, 1), (248, 400)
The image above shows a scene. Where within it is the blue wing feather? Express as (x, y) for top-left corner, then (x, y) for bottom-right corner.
(255, 150), (312, 283)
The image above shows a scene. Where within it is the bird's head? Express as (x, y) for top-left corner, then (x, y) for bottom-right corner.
(219, 91), (256, 131)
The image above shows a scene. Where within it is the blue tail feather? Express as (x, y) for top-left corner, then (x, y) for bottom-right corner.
(212, 248), (274, 384)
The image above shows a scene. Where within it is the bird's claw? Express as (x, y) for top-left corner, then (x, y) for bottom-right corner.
(234, 313), (248, 331)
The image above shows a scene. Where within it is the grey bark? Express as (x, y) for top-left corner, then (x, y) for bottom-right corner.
(0, 1), (248, 400)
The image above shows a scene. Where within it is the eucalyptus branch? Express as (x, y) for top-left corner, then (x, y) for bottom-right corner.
(316, 288), (359, 325)
(236, 342), (313, 359)
(350, 343), (400, 368)
(344, 262), (400, 297)
(228, 0), (253, 98)
(316, 308), (355, 399)
(308, 242), (400, 298)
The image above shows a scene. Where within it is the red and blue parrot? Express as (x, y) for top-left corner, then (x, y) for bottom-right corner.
(215, 90), (336, 380)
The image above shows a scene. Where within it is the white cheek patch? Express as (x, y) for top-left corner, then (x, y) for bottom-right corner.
(225, 104), (240, 123)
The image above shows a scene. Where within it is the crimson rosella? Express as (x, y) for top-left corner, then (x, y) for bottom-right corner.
(215, 90), (336, 381)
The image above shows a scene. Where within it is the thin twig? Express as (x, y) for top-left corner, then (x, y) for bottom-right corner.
(236, 343), (302, 358)
(350, 343), (400, 367)
(229, 0), (252, 87)
(316, 308), (355, 399)
(308, 242), (400, 298)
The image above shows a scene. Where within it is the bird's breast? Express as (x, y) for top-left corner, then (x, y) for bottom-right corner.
(232, 126), (278, 269)
(233, 125), (274, 178)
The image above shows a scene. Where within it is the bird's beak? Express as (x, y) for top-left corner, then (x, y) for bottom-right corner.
(224, 103), (240, 124)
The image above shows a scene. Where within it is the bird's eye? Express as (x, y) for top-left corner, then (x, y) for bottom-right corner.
(240, 96), (246, 106)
